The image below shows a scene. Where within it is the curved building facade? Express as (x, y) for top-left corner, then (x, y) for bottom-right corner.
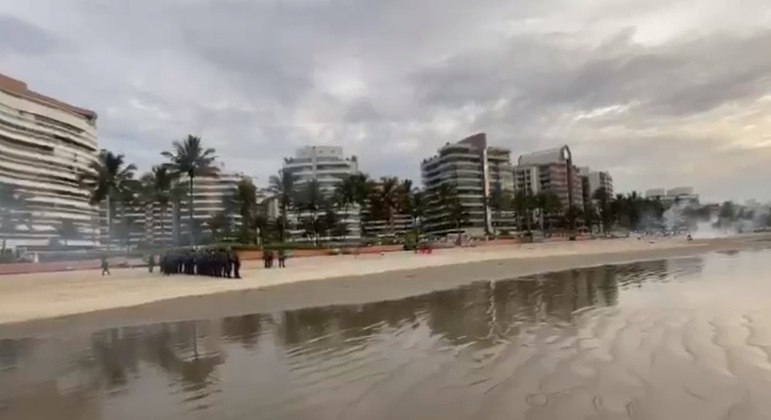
(282, 146), (361, 240)
(0, 73), (98, 248)
(421, 133), (515, 236)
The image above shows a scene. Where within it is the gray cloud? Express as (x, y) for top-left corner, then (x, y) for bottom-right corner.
(2, 0), (771, 202)
(0, 15), (61, 55)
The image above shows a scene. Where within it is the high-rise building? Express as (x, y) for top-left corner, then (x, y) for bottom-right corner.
(98, 170), (249, 247)
(0, 73), (99, 248)
(578, 167), (614, 206)
(421, 133), (514, 236)
(513, 145), (584, 211)
(281, 146), (361, 239)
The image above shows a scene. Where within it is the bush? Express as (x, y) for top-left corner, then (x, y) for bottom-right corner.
(402, 232), (418, 250)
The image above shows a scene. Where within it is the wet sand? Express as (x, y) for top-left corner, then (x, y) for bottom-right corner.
(3, 248), (771, 419)
(0, 235), (768, 337)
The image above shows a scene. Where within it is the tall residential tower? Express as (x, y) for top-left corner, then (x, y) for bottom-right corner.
(0, 73), (98, 248)
(421, 133), (515, 236)
(281, 146), (361, 239)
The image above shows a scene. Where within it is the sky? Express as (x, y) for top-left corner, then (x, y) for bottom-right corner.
(2, 0), (771, 202)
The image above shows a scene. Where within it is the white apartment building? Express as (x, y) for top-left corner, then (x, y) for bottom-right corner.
(587, 171), (614, 197)
(513, 146), (584, 211)
(281, 146), (361, 240)
(0, 73), (99, 248)
(98, 170), (249, 247)
(421, 133), (515, 236)
(579, 167), (614, 206)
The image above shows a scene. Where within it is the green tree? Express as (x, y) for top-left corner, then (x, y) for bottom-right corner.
(233, 178), (257, 243)
(376, 177), (402, 235)
(535, 191), (563, 235)
(0, 182), (28, 253)
(408, 188), (426, 234)
(334, 173), (370, 238)
(57, 219), (81, 247)
(162, 135), (219, 246)
(296, 180), (325, 244)
(582, 201), (599, 233)
(437, 181), (468, 237)
(488, 184), (513, 236)
(717, 201), (736, 229)
(592, 187), (613, 234)
(168, 183), (188, 246)
(140, 165), (174, 246)
(79, 150), (137, 249)
(512, 190), (536, 236)
(268, 170), (295, 241)
(207, 211), (230, 243)
(115, 182), (143, 250)
(252, 210), (270, 246)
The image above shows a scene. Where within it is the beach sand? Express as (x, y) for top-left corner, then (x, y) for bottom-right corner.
(1, 235), (768, 336)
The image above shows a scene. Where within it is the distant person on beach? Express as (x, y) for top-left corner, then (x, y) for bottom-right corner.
(278, 249), (286, 268)
(231, 251), (241, 278)
(100, 256), (110, 276)
(147, 254), (155, 273)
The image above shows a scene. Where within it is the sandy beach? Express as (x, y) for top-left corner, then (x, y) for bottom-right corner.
(5, 241), (771, 419)
(1, 235), (768, 334)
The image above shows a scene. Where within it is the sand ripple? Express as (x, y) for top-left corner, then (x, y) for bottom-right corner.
(3, 250), (771, 419)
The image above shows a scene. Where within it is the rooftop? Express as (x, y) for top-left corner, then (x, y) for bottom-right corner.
(517, 145), (571, 166)
(0, 72), (97, 122)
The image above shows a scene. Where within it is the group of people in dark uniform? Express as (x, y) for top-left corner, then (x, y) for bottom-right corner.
(262, 249), (287, 268)
(151, 248), (242, 278)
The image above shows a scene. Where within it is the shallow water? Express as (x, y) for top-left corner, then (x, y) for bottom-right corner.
(3, 250), (771, 419)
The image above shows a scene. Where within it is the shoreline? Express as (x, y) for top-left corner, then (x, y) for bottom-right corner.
(1, 234), (769, 338)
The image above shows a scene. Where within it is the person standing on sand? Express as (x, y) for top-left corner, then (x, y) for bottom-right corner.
(148, 254), (155, 273)
(268, 249), (275, 268)
(278, 249), (286, 268)
(222, 249), (232, 278)
(100, 255), (110, 276)
(231, 250), (241, 278)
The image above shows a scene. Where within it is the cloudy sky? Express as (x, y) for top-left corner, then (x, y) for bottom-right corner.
(2, 0), (771, 202)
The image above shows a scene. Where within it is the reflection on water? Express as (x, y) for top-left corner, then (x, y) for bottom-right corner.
(4, 252), (771, 419)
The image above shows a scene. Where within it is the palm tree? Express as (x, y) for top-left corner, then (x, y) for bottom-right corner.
(162, 135), (219, 246)
(168, 183), (188, 246)
(207, 211), (230, 243)
(592, 187), (612, 234)
(80, 150), (137, 249)
(513, 190), (535, 236)
(334, 175), (358, 218)
(534, 192), (562, 235)
(252, 211), (269, 246)
(268, 170), (295, 241)
(487, 184), (513, 236)
(376, 177), (402, 235)
(296, 180), (325, 244)
(234, 178), (257, 243)
(408, 188), (426, 234)
(141, 166), (174, 246)
(57, 219), (80, 247)
(583, 201), (598, 233)
(115, 181), (143, 250)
